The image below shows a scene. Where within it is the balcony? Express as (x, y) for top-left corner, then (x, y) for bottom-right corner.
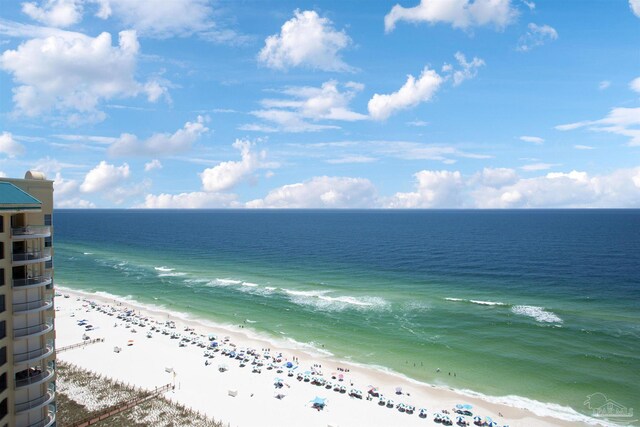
(12, 226), (51, 239)
(12, 248), (52, 266)
(13, 322), (54, 340)
(13, 299), (54, 315)
(14, 346), (55, 366)
(26, 414), (56, 427)
(13, 275), (53, 289)
(15, 368), (54, 389)
(15, 391), (55, 414)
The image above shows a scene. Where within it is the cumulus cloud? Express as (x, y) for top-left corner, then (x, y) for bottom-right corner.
(144, 159), (162, 172)
(22, 0), (83, 27)
(630, 77), (640, 93)
(368, 67), (443, 120)
(108, 116), (209, 156)
(442, 52), (485, 86)
(386, 170), (464, 208)
(258, 10), (352, 71)
(243, 81), (367, 132)
(556, 107), (640, 146)
(0, 132), (25, 157)
(385, 166), (640, 208)
(520, 135), (544, 144)
(630, 0), (640, 18)
(200, 139), (270, 192)
(517, 23), (558, 52)
(384, 0), (517, 32)
(92, 0), (213, 38)
(79, 160), (130, 193)
(140, 192), (238, 208)
(0, 30), (169, 121)
(247, 176), (377, 208)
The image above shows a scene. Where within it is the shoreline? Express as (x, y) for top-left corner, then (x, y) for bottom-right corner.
(55, 285), (607, 427)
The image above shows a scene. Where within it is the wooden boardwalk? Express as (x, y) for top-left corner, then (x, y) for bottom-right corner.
(57, 338), (105, 354)
(62, 383), (175, 427)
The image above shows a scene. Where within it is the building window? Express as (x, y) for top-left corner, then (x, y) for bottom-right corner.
(0, 398), (6, 420)
(0, 348), (5, 366)
(46, 280), (53, 290)
(0, 269), (3, 287)
(0, 296), (4, 314)
(44, 214), (52, 226)
(45, 236), (52, 248)
(0, 322), (5, 340)
(45, 259), (53, 269)
(0, 374), (5, 394)
(0, 216), (3, 233)
(0, 243), (3, 260)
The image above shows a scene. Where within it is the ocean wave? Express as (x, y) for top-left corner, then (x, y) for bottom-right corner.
(154, 266), (174, 272)
(83, 252), (93, 255)
(241, 282), (259, 287)
(445, 297), (505, 306)
(216, 278), (242, 286)
(511, 305), (563, 324)
(245, 319), (257, 323)
(284, 289), (388, 312)
(157, 272), (187, 277)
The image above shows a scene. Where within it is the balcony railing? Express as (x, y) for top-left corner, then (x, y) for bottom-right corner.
(14, 346), (55, 365)
(15, 368), (54, 389)
(12, 275), (53, 289)
(12, 226), (51, 238)
(13, 322), (54, 339)
(15, 391), (55, 414)
(13, 299), (54, 314)
(26, 414), (56, 427)
(12, 248), (52, 264)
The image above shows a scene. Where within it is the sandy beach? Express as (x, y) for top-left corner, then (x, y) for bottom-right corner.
(55, 287), (595, 427)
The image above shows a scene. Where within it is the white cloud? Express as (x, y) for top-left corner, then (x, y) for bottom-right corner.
(444, 52), (485, 86)
(384, 0), (516, 32)
(556, 107), (640, 146)
(407, 120), (429, 127)
(108, 116), (209, 156)
(630, 0), (640, 18)
(140, 192), (238, 208)
(630, 77), (640, 93)
(326, 156), (377, 164)
(368, 67), (443, 120)
(517, 23), (558, 52)
(79, 160), (130, 193)
(0, 30), (168, 121)
(0, 132), (25, 157)
(520, 162), (559, 171)
(599, 80), (611, 90)
(56, 197), (96, 208)
(472, 167), (519, 187)
(144, 159), (162, 172)
(244, 81), (366, 133)
(523, 1), (535, 10)
(520, 135), (544, 144)
(200, 139), (269, 192)
(22, 0), (83, 27)
(574, 144), (595, 150)
(386, 170), (464, 208)
(258, 10), (352, 71)
(247, 176), (377, 208)
(93, 0), (213, 38)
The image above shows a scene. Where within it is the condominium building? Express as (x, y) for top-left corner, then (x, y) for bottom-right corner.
(0, 172), (56, 427)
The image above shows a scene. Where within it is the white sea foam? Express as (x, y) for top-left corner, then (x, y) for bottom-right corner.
(469, 300), (506, 306)
(154, 266), (174, 272)
(511, 305), (563, 324)
(282, 288), (331, 297)
(284, 288), (388, 311)
(157, 272), (187, 277)
(265, 286), (277, 291)
(216, 278), (242, 286)
(83, 252), (93, 255)
(245, 319), (257, 323)
(241, 282), (259, 287)
(445, 297), (464, 302)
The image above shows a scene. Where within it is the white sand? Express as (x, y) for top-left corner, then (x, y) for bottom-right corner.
(55, 288), (596, 427)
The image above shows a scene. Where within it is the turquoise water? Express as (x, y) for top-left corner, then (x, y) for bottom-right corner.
(53, 210), (640, 423)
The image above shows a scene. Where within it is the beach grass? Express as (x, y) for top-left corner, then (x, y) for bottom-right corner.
(56, 361), (224, 427)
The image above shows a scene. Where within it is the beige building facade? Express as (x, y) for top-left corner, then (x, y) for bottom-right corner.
(0, 172), (56, 427)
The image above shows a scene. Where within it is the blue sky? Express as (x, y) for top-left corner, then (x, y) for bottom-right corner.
(0, 0), (639, 208)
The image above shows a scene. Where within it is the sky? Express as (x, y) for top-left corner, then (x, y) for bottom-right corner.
(0, 0), (639, 209)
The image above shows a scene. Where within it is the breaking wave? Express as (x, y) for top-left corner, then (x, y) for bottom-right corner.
(511, 305), (563, 324)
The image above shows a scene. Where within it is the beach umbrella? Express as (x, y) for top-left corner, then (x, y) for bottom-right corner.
(395, 386), (402, 394)
(463, 404), (473, 410)
(310, 397), (326, 407)
(285, 361), (293, 368)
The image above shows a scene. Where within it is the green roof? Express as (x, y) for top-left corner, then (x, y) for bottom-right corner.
(0, 182), (42, 209)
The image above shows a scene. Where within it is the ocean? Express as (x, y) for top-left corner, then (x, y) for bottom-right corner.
(53, 209), (640, 423)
